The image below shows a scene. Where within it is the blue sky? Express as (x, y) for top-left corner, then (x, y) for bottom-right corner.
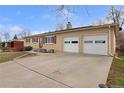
(0, 5), (123, 40)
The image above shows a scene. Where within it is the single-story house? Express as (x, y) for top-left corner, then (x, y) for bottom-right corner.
(23, 22), (119, 56)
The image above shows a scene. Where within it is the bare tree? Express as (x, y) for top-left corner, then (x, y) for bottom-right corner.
(106, 6), (124, 28)
(105, 6), (124, 50)
(92, 19), (107, 26)
(51, 5), (86, 30)
(54, 5), (87, 22)
(93, 6), (124, 27)
(3, 32), (10, 42)
(56, 22), (65, 30)
(18, 28), (31, 38)
(42, 5), (91, 31)
(55, 5), (71, 22)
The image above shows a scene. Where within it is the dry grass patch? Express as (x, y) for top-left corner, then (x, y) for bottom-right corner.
(107, 53), (124, 88)
(0, 52), (26, 63)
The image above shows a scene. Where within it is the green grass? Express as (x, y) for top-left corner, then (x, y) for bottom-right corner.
(107, 53), (124, 88)
(0, 52), (26, 63)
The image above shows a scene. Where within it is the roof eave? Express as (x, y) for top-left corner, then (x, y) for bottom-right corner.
(23, 23), (119, 38)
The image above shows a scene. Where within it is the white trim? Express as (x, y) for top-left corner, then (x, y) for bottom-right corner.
(45, 43), (54, 44)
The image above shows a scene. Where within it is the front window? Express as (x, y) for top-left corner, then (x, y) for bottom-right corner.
(84, 41), (93, 43)
(95, 40), (105, 43)
(64, 41), (70, 43)
(32, 37), (38, 43)
(72, 41), (78, 43)
(46, 36), (54, 44)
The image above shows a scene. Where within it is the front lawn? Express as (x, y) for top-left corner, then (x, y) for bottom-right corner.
(0, 52), (26, 63)
(107, 53), (124, 88)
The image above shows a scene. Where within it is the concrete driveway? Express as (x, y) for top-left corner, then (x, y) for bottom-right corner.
(0, 53), (113, 88)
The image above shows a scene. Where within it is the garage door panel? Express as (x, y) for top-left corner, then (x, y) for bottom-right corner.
(64, 37), (79, 53)
(83, 35), (108, 55)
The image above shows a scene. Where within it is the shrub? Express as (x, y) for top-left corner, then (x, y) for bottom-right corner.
(120, 44), (124, 53)
(24, 46), (32, 51)
(1, 42), (5, 47)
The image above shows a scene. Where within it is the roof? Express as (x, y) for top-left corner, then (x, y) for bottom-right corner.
(24, 23), (119, 38)
(13, 34), (18, 40)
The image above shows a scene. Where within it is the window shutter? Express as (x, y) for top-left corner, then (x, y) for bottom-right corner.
(42, 38), (44, 43)
(43, 37), (45, 43)
(45, 37), (47, 43)
(43, 37), (47, 43)
(51, 37), (54, 43)
(54, 36), (56, 44)
(39, 38), (40, 43)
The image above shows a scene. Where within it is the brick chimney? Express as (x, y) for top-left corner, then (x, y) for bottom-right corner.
(66, 22), (72, 29)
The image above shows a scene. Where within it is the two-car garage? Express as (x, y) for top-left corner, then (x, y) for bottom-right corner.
(64, 34), (108, 55)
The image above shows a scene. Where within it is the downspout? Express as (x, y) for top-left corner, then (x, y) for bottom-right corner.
(108, 25), (114, 57)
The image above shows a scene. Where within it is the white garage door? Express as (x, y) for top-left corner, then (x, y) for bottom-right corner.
(83, 35), (108, 55)
(64, 37), (79, 53)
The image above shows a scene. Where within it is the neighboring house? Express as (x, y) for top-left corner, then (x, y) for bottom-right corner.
(6, 41), (24, 49)
(24, 22), (119, 56)
(1, 35), (24, 49)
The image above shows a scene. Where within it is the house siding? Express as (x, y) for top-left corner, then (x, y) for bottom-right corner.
(111, 28), (116, 55)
